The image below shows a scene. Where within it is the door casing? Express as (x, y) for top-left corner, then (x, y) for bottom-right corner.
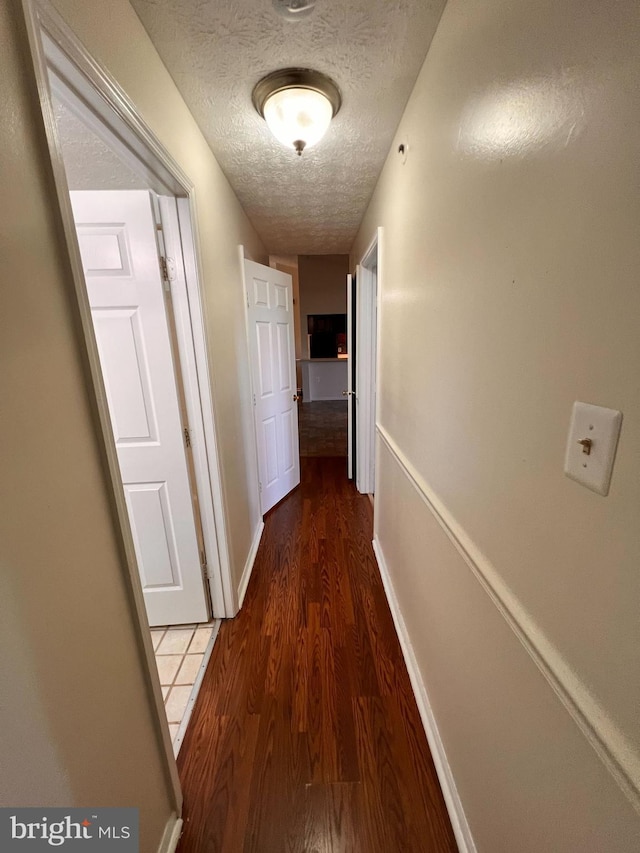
(356, 228), (383, 498)
(21, 0), (238, 816)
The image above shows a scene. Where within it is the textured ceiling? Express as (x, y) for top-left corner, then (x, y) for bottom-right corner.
(129, 0), (446, 254)
(53, 98), (148, 190)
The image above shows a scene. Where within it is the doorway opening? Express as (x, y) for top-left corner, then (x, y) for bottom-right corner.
(23, 0), (233, 773)
(268, 255), (351, 461)
(66, 186), (220, 755)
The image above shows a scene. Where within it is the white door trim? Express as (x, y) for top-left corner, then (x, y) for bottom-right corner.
(346, 273), (354, 480)
(20, 0), (228, 814)
(158, 197), (234, 617)
(372, 227), (384, 539)
(22, 0), (181, 811)
(356, 229), (382, 496)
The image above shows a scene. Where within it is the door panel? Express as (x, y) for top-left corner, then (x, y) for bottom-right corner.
(125, 482), (179, 587)
(71, 190), (209, 626)
(257, 322), (274, 395)
(276, 323), (291, 390)
(92, 308), (157, 443)
(263, 417), (279, 485)
(274, 283), (288, 309)
(245, 259), (300, 514)
(77, 226), (131, 275)
(281, 408), (295, 473)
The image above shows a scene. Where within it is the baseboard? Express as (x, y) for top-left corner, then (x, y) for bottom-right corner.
(237, 519), (264, 610)
(372, 537), (477, 853)
(376, 423), (640, 815)
(157, 814), (183, 853)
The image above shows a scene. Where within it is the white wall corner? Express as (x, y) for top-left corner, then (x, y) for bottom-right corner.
(157, 814), (183, 853)
(237, 519), (264, 611)
(372, 537), (477, 853)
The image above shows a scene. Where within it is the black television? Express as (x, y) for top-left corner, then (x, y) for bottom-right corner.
(307, 314), (347, 358)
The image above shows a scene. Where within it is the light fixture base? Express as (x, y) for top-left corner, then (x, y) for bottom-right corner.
(252, 68), (342, 119)
(272, 0), (316, 21)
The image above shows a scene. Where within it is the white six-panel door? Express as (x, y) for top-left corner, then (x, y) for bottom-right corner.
(244, 259), (300, 514)
(70, 190), (209, 626)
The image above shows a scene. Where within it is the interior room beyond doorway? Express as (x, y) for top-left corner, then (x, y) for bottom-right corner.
(298, 400), (348, 457)
(269, 254), (350, 460)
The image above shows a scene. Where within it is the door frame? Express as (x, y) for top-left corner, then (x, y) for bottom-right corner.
(346, 273), (354, 480)
(157, 196), (234, 618)
(356, 229), (383, 496)
(21, 0), (234, 814)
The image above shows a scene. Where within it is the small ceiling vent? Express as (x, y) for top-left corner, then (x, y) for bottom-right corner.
(272, 0), (316, 21)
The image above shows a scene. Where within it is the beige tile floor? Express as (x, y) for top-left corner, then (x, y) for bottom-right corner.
(151, 622), (217, 753)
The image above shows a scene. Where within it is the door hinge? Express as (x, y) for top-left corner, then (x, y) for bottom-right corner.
(159, 256), (177, 290)
(184, 426), (191, 448)
(259, 481), (262, 493)
(253, 393), (256, 406)
(200, 549), (209, 578)
(246, 291), (250, 308)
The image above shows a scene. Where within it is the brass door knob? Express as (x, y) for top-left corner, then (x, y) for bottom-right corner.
(293, 394), (300, 402)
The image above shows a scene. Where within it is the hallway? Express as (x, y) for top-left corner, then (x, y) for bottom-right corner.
(298, 401), (348, 458)
(177, 458), (456, 852)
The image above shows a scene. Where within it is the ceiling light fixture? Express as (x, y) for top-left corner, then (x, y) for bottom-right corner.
(272, 0), (317, 21)
(252, 68), (341, 156)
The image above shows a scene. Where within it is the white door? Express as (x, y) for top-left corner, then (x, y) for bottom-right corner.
(244, 259), (300, 514)
(70, 190), (209, 627)
(346, 273), (354, 480)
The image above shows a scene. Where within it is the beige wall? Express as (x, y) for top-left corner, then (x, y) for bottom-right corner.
(298, 254), (348, 357)
(50, 0), (268, 590)
(352, 0), (640, 848)
(1, 0), (265, 848)
(0, 2), (173, 848)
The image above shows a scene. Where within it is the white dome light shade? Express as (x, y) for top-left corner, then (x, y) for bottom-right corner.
(263, 87), (333, 154)
(252, 69), (342, 156)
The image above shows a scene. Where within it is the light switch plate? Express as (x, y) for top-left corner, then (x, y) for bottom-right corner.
(564, 402), (622, 496)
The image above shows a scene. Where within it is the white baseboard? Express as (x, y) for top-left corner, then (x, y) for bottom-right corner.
(237, 520), (264, 610)
(372, 537), (476, 853)
(376, 424), (640, 815)
(157, 814), (183, 853)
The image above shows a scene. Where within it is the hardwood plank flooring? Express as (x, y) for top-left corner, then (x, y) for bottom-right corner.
(177, 457), (457, 852)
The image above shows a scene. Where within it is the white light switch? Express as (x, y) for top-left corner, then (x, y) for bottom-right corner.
(564, 402), (622, 496)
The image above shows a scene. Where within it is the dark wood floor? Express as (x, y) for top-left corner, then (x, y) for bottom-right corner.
(177, 458), (457, 852)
